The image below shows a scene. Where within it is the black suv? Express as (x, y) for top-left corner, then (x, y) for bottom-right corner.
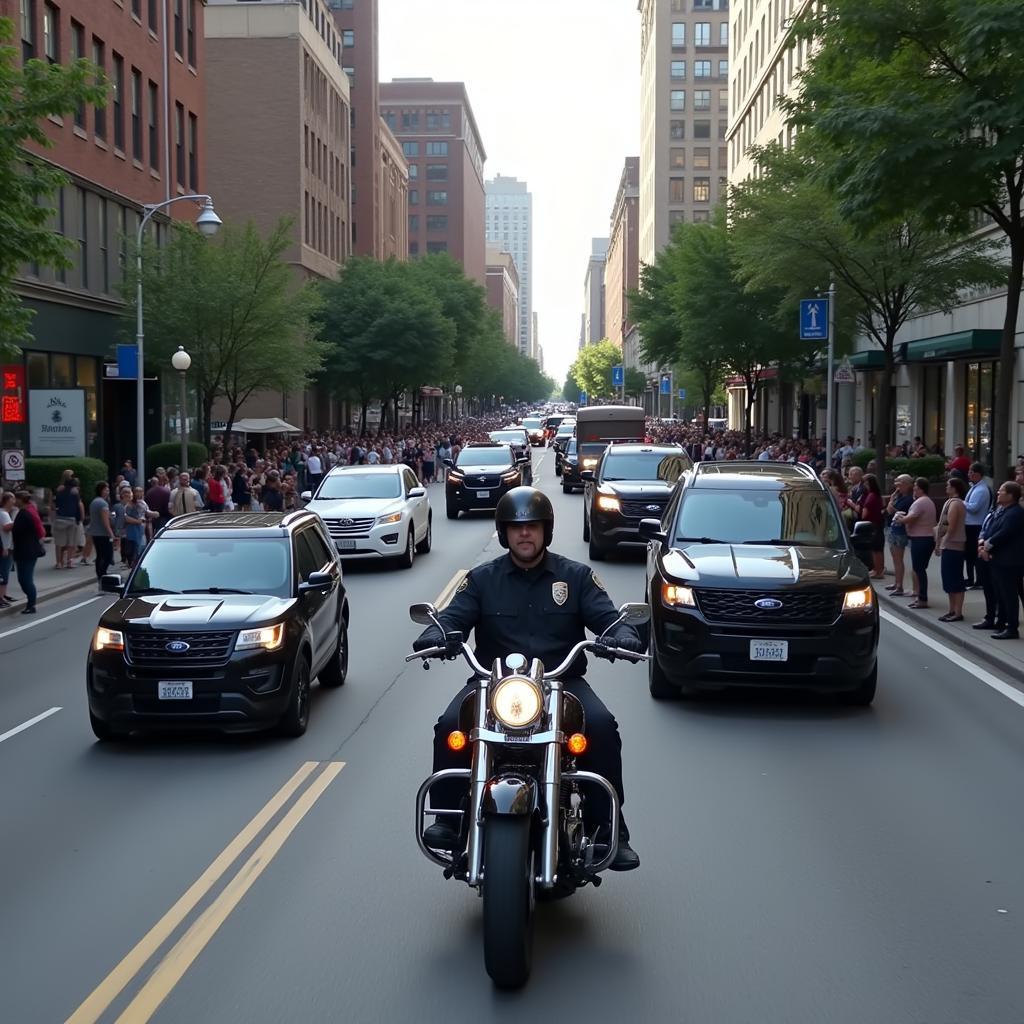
(444, 442), (522, 518)
(641, 462), (879, 704)
(581, 443), (692, 560)
(87, 511), (349, 740)
(488, 428), (533, 484)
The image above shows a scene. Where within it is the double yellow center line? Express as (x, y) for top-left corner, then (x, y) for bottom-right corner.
(67, 760), (344, 1024)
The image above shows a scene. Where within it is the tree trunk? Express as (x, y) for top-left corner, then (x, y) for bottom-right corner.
(359, 399), (368, 437)
(873, 343), (895, 491)
(200, 390), (215, 459)
(992, 230), (1023, 481)
(743, 377), (757, 456)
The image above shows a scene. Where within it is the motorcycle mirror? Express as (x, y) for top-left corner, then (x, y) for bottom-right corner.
(409, 602), (439, 625)
(618, 602), (651, 626)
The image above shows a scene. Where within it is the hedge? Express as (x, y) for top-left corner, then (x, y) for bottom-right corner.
(145, 441), (209, 477)
(850, 449), (946, 480)
(22, 457), (110, 499)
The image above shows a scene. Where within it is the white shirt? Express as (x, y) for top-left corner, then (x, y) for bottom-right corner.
(307, 454), (322, 475)
(0, 508), (13, 552)
(366, 450), (380, 464)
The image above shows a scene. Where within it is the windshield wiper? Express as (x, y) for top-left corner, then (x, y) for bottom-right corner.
(674, 536), (727, 544)
(180, 587), (254, 595)
(739, 539), (827, 547)
(127, 587), (180, 595)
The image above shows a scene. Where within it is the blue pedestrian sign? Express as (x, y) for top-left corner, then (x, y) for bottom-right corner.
(799, 299), (829, 341)
(116, 344), (138, 380)
(677, 388), (686, 401)
(612, 365), (624, 388)
(578, 391), (587, 406)
(659, 375), (671, 395)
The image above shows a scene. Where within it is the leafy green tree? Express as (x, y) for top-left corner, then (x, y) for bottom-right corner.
(0, 21), (106, 356)
(561, 371), (578, 404)
(787, 0), (1024, 477)
(623, 367), (648, 404)
(122, 219), (325, 443)
(731, 140), (1005, 480)
(570, 339), (623, 403)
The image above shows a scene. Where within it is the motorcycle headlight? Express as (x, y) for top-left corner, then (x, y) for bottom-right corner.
(843, 587), (874, 611)
(491, 675), (544, 730)
(236, 622), (286, 651)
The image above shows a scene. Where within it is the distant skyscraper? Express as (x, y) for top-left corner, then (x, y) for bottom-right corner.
(485, 175), (533, 356)
(582, 238), (609, 346)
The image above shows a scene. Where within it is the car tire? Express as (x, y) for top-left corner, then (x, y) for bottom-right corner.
(841, 662), (877, 706)
(278, 655), (311, 737)
(416, 513), (432, 553)
(562, 481), (573, 494)
(588, 535), (606, 561)
(446, 501), (459, 520)
(89, 710), (116, 741)
(648, 632), (678, 700)
(582, 511), (591, 542)
(319, 615), (348, 688)
(397, 527), (415, 569)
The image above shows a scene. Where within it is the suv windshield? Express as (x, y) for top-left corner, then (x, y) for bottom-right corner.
(676, 487), (843, 547)
(457, 447), (512, 468)
(128, 537), (293, 597)
(602, 452), (686, 482)
(523, 418), (543, 429)
(489, 431), (527, 445)
(316, 474), (401, 499)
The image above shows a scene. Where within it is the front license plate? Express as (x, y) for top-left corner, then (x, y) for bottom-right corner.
(476, 490), (489, 498)
(158, 681), (193, 700)
(337, 539), (356, 550)
(749, 640), (788, 662)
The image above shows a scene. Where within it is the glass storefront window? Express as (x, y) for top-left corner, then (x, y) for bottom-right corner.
(76, 355), (99, 457)
(51, 353), (73, 388)
(26, 352), (48, 387)
(921, 364), (945, 454)
(964, 360), (998, 467)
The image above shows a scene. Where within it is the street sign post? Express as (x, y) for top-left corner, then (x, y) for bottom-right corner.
(578, 391), (587, 407)
(2, 448), (26, 481)
(612, 364), (624, 404)
(834, 360), (855, 384)
(800, 290), (837, 460)
(799, 299), (829, 341)
(678, 388), (686, 401)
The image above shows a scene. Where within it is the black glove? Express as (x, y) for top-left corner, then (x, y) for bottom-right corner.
(608, 632), (645, 655)
(413, 630), (445, 653)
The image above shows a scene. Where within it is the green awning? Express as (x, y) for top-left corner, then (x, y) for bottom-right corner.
(900, 329), (1002, 363)
(848, 349), (886, 369)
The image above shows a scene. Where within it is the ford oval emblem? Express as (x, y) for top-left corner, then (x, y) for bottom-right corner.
(165, 640), (191, 653)
(754, 598), (783, 611)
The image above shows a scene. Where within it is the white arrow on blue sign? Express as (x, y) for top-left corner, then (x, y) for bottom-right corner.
(578, 391), (587, 406)
(677, 388), (686, 401)
(612, 365), (624, 387)
(660, 376), (671, 395)
(799, 299), (829, 341)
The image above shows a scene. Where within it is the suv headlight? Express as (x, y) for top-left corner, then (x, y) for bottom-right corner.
(596, 494), (620, 512)
(501, 470), (520, 482)
(582, 457), (598, 468)
(376, 511), (403, 525)
(491, 675), (544, 730)
(843, 587), (874, 611)
(236, 623), (286, 651)
(662, 583), (696, 608)
(93, 627), (125, 652)
(447, 472), (463, 483)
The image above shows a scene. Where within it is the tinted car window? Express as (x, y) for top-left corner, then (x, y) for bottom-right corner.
(305, 526), (335, 568)
(675, 487), (843, 546)
(128, 538), (292, 597)
(489, 431), (528, 445)
(601, 452), (688, 482)
(295, 530), (322, 580)
(457, 447), (512, 468)
(317, 474), (401, 499)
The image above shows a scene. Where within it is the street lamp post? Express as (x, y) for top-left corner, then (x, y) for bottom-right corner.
(171, 346), (191, 473)
(454, 384), (463, 419)
(135, 195), (221, 483)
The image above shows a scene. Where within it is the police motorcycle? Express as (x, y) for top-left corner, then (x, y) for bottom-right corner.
(407, 599), (651, 989)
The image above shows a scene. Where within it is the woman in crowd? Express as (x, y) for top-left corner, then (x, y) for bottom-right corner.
(0, 490), (15, 606)
(934, 475), (968, 622)
(858, 473), (885, 578)
(894, 476), (938, 609)
(885, 474), (915, 597)
(11, 490), (45, 614)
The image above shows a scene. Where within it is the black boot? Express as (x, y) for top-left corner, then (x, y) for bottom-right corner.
(610, 837), (640, 871)
(423, 818), (460, 850)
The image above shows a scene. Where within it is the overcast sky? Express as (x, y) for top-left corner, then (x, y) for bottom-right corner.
(378, 0), (641, 384)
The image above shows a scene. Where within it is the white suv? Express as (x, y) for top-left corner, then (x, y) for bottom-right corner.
(302, 465), (431, 569)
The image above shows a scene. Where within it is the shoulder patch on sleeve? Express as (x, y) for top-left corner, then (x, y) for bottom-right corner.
(591, 572), (606, 592)
(455, 574), (470, 595)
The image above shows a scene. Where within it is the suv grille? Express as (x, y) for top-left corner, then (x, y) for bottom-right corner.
(323, 517), (375, 539)
(696, 589), (842, 625)
(621, 499), (667, 519)
(458, 473), (505, 489)
(126, 630), (235, 666)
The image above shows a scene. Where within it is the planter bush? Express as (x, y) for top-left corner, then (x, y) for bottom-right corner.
(22, 457), (110, 499)
(850, 449), (946, 481)
(145, 442), (209, 476)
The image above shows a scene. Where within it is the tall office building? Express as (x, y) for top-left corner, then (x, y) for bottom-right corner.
(582, 238), (609, 346)
(485, 175), (533, 357)
(638, 0), (730, 267)
(604, 157), (641, 350)
(484, 247), (520, 347)
(380, 79), (487, 285)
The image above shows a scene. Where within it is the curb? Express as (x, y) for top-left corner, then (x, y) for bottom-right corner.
(0, 573), (98, 618)
(876, 588), (1022, 679)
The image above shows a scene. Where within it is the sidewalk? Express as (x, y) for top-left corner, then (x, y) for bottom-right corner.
(873, 562), (1024, 680)
(0, 541), (106, 617)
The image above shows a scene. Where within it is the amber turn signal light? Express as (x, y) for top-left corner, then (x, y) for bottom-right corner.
(447, 730), (468, 752)
(566, 733), (588, 755)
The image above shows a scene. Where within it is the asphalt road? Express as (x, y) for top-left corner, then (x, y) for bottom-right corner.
(2, 446), (1023, 1023)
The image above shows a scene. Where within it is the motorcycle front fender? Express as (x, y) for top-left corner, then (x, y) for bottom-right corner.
(481, 774), (537, 816)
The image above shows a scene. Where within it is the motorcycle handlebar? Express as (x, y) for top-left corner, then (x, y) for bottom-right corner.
(405, 638), (650, 675)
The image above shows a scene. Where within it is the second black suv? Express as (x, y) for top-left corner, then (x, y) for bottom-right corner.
(87, 511), (349, 740)
(641, 462), (879, 704)
(444, 442), (522, 518)
(581, 443), (692, 560)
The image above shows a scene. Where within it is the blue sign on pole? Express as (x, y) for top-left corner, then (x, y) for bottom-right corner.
(117, 344), (138, 379)
(678, 388), (687, 401)
(659, 375), (671, 395)
(799, 299), (829, 341)
(578, 391), (587, 406)
(612, 365), (624, 388)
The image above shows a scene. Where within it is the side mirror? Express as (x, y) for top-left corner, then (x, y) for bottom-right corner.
(409, 602), (440, 625)
(299, 570), (333, 595)
(580, 470), (595, 483)
(100, 573), (124, 594)
(638, 518), (667, 544)
(442, 458), (454, 468)
(617, 601), (651, 626)
(408, 487), (426, 498)
(850, 520), (874, 547)
(300, 490), (312, 502)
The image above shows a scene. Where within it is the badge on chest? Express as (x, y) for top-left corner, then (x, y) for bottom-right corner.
(552, 581), (569, 606)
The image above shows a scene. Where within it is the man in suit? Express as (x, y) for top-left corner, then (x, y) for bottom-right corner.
(979, 481), (1024, 639)
(963, 462), (993, 587)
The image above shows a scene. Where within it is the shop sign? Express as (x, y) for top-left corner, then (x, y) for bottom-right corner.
(2, 365), (26, 424)
(28, 389), (86, 457)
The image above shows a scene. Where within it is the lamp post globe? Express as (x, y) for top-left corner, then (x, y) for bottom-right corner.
(195, 200), (222, 237)
(172, 346), (191, 474)
(171, 346), (191, 372)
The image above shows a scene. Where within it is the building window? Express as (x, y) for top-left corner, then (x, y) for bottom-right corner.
(408, 214), (419, 232)
(670, 90), (685, 111)
(175, 102), (185, 185)
(76, 186), (88, 289)
(98, 196), (109, 293)
(112, 53), (124, 150)
(671, 21), (685, 46)
(20, 0), (35, 62)
(407, 162), (418, 179)
(148, 0), (158, 33)
(695, 23), (710, 46)
(694, 147), (711, 169)
(173, 0), (182, 55)
(426, 190), (448, 206)
(409, 189), (419, 205)
(670, 0), (684, 10)
(409, 241), (419, 256)
(670, 120), (685, 140)
(401, 110), (419, 130)
(426, 241), (447, 254)
(694, 119), (711, 139)
(426, 164), (447, 181)
(425, 141), (448, 156)
(693, 210), (711, 223)
(188, 112), (197, 189)
(187, 0), (197, 65)
(426, 214), (448, 231)
(425, 110), (451, 130)
(401, 141), (419, 157)
(718, 146), (727, 169)
(92, 38), (106, 139)
(695, 60), (711, 78)
(670, 147), (685, 169)
(669, 178), (686, 203)
(694, 89), (711, 111)
(117, 206), (127, 282)
(304, 192), (310, 243)
(342, 29), (354, 47)
(718, 119), (728, 139)
(669, 210), (686, 226)
(719, 88), (728, 112)
(43, 2), (58, 63)
(720, 21), (728, 45)
(147, 80), (159, 171)
(718, 59), (728, 77)
(671, 60), (686, 79)
(131, 69), (142, 160)
(70, 21), (84, 128)
(343, 66), (354, 82)
(693, 177), (711, 203)
(131, 0), (140, 18)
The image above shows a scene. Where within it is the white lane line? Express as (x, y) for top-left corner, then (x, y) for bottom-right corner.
(880, 609), (1024, 710)
(0, 707), (62, 744)
(0, 596), (101, 641)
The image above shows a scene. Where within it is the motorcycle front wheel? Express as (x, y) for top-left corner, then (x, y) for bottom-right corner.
(482, 815), (534, 988)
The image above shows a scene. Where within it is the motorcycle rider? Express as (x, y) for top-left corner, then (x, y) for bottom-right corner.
(414, 486), (644, 871)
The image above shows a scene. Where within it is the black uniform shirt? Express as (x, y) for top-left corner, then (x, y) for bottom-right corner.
(418, 550), (637, 677)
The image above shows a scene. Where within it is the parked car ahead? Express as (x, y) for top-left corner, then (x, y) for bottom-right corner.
(444, 442), (523, 518)
(303, 464), (431, 569)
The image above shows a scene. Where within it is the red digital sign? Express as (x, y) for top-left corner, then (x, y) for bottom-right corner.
(1, 364), (26, 424)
